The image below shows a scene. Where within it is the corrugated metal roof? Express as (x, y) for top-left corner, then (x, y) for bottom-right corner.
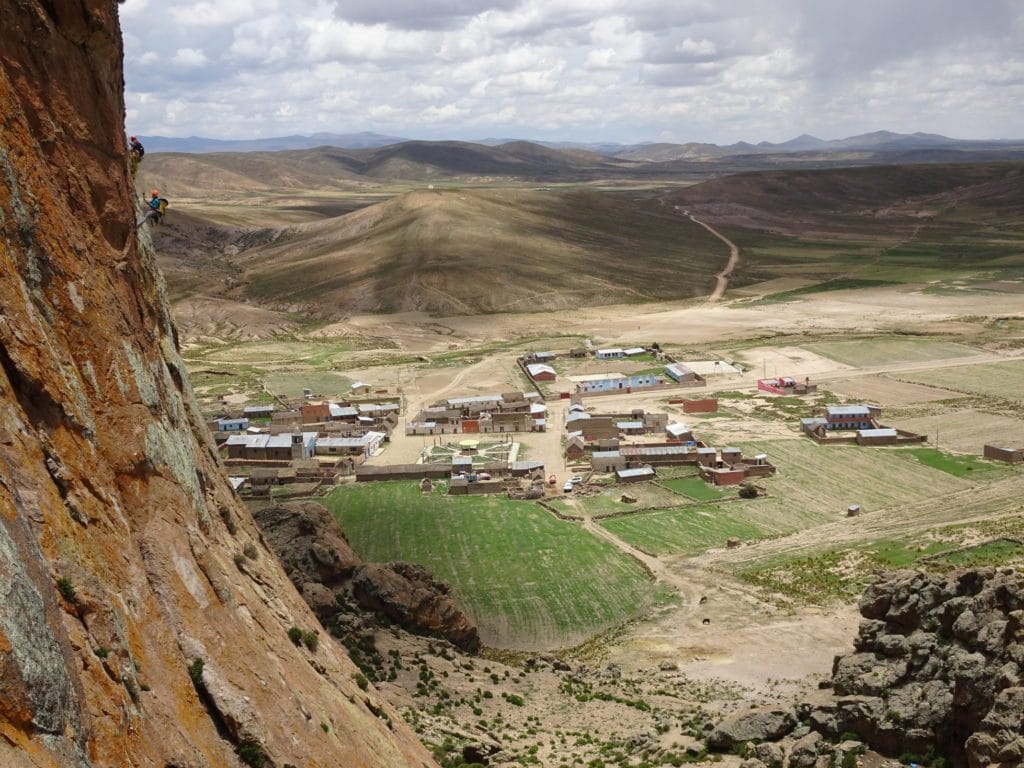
(666, 422), (690, 435)
(592, 450), (622, 458)
(827, 405), (871, 416)
(616, 421), (644, 429)
(858, 428), (898, 437)
(623, 347), (646, 355)
(616, 467), (654, 478)
(620, 445), (691, 456)
(527, 363), (557, 376)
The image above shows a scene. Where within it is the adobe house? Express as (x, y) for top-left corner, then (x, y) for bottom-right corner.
(565, 435), (586, 461)
(526, 363), (557, 381)
(681, 398), (717, 414)
(591, 450), (627, 473)
(984, 445), (1024, 463)
(301, 402), (331, 423)
(215, 417), (249, 432)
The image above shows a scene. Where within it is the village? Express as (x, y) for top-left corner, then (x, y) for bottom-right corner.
(204, 337), (1023, 512)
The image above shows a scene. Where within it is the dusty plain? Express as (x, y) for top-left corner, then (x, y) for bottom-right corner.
(152, 163), (1024, 766)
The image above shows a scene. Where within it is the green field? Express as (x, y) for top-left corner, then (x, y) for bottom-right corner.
(803, 338), (981, 367)
(600, 504), (764, 556)
(896, 359), (1024, 402)
(323, 483), (668, 649)
(659, 476), (730, 502)
(897, 447), (1011, 479)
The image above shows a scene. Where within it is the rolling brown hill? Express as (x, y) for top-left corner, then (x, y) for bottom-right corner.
(215, 187), (727, 315)
(139, 140), (628, 196)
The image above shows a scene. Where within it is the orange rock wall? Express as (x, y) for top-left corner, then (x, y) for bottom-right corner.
(0, 2), (434, 766)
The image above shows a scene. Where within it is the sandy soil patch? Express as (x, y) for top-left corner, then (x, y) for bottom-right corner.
(734, 345), (851, 377)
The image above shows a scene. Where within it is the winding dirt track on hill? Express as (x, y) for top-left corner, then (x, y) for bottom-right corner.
(677, 207), (739, 302)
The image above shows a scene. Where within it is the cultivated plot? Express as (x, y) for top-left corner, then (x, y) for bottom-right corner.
(824, 375), (966, 406)
(892, 410), (1024, 455)
(323, 483), (668, 649)
(803, 338), (982, 367)
(547, 483), (684, 518)
(895, 360), (1024, 403)
(737, 439), (974, 525)
(600, 504), (764, 556)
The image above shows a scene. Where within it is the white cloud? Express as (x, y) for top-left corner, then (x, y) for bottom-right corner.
(172, 48), (209, 67)
(119, 0), (1024, 143)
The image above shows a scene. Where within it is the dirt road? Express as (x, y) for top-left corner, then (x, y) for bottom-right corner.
(677, 207), (739, 302)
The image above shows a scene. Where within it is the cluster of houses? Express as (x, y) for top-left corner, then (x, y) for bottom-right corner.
(800, 404), (925, 446)
(209, 392), (404, 492)
(518, 345), (708, 397)
(564, 402), (775, 486)
(406, 392), (547, 436)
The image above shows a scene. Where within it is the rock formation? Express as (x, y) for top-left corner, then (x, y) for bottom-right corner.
(811, 568), (1024, 768)
(0, 2), (433, 766)
(254, 501), (481, 652)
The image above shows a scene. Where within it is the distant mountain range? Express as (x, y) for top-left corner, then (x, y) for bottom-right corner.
(138, 130), (1024, 159)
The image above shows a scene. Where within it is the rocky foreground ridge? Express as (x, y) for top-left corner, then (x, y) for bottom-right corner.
(254, 501), (481, 652)
(0, 2), (432, 766)
(708, 568), (1024, 768)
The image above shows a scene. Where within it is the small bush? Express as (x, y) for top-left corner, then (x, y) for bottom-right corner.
(233, 553), (246, 568)
(236, 740), (267, 767)
(57, 576), (77, 604)
(353, 672), (369, 691)
(287, 627), (303, 646)
(841, 753), (858, 768)
(94, 647), (109, 659)
(321, 721), (330, 733)
(301, 630), (319, 653)
(243, 543), (258, 560)
(738, 484), (758, 499)
(188, 658), (205, 688)
(504, 693), (525, 706)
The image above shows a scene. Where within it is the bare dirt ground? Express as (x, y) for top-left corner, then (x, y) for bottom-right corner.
(825, 374), (967, 406)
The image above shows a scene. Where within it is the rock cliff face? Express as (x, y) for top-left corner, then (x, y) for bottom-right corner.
(812, 568), (1024, 768)
(254, 502), (481, 653)
(0, 3), (433, 766)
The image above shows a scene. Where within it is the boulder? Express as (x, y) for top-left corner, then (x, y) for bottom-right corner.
(788, 731), (822, 768)
(752, 741), (784, 768)
(706, 708), (796, 750)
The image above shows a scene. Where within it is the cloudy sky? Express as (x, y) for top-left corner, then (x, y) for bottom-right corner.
(119, 0), (1024, 144)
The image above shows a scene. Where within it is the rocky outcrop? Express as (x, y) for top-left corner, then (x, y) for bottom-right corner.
(811, 568), (1024, 768)
(705, 708), (796, 750)
(352, 562), (481, 652)
(255, 501), (481, 652)
(0, 3), (433, 766)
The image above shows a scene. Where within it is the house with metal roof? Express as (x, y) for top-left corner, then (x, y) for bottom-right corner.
(616, 466), (655, 483)
(591, 450), (626, 473)
(664, 363), (697, 383)
(824, 405), (874, 430)
(526, 363), (557, 381)
(623, 347), (646, 356)
(215, 417), (249, 432)
(595, 348), (624, 359)
(243, 405), (275, 417)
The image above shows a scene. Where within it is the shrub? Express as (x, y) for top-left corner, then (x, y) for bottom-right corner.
(287, 627), (303, 646)
(353, 672), (369, 691)
(321, 721), (330, 733)
(243, 543), (258, 560)
(94, 647), (109, 659)
(57, 576), (77, 604)
(236, 740), (267, 767)
(233, 553), (246, 568)
(841, 753), (858, 768)
(187, 658), (205, 687)
(301, 630), (319, 653)
(738, 484), (758, 499)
